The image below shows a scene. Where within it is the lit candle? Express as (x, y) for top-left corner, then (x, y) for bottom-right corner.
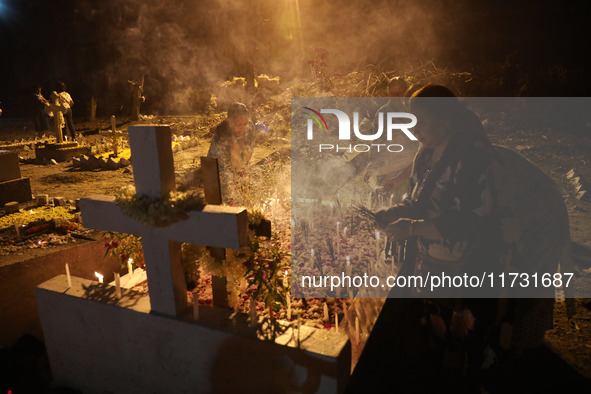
(115, 273), (121, 299)
(375, 231), (380, 261)
(390, 194), (393, 206)
(343, 226), (348, 237)
(95, 272), (104, 284)
(250, 298), (256, 325)
(127, 258), (134, 277)
(297, 315), (302, 347)
(65, 263), (72, 288)
(346, 256), (351, 277)
(193, 295), (199, 321)
(323, 303), (329, 322)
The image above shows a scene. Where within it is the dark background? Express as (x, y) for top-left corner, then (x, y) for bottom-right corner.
(0, 0), (590, 117)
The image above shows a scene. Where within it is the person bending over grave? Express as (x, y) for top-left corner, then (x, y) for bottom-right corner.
(374, 85), (503, 384)
(207, 102), (256, 199)
(56, 81), (77, 141)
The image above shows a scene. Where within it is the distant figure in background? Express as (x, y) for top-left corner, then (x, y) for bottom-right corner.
(56, 82), (76, 141)
(207, 102), (256, 199)
(33, 85), (51, 132)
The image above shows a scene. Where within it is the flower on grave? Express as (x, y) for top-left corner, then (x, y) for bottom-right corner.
(114, 185), (205, 227)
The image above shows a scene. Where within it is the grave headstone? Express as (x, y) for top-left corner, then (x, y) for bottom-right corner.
(0, 151), (32, 205)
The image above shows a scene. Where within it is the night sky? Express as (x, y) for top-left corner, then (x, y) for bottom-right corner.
(0, 0), (590, 117)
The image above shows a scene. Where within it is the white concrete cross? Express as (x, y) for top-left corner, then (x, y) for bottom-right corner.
(80, 125), (248, 317)
(44, 101), (68, 143)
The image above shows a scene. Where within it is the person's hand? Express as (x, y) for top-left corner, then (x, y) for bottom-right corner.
(375, 209), (393, 229)
(385, 218), (413, 241)
(375, 204), (407, 228)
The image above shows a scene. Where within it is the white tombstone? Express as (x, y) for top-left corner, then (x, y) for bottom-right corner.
(80, 125), (248, 316)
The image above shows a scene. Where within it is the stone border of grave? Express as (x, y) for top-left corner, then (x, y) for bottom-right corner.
(37, 275), (351, 393)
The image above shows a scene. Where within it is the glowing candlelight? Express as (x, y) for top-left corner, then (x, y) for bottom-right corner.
(115, 273), (121, 299)
(297, 315), (302, 347)
(311, 248), (314, 258)
(346, 256), (351, 277)
(323, 303), (329, 322)
(336, 222), (341, 256)
(343, 226), (348, 237)
(249, 298), (256, 325)
(402, 193), (408, 200)
(376, 231), (381, 261)
(94, 272), (104, 284)
(127, 258), (134, 277)
(390, 194), (394, 206)
(65, 263), (72, 288)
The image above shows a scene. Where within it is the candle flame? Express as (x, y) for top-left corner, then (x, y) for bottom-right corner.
(311, 248), (314, 256)
(128, 257), (133, 264)
(29, 210), (34, 214)
(376, 231), (380, 240)
(95, 272), (104, 283)
(402, 193), (408, 200)
(346, 256), (350, 261)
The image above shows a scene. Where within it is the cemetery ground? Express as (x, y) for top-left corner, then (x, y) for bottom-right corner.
(1, 102), (591, 391)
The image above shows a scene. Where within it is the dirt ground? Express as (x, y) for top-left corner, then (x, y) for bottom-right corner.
(1, 102), (591, 383)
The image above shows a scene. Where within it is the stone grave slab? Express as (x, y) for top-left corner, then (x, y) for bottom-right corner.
(0, 151), (21, 182)
(37, 275), (350, 394)
(35, 142), (91, 162)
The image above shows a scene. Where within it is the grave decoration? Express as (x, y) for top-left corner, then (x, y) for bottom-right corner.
(35, 141), (91, 162)
(36, 125), (352, 393)
(0, 205), (85, 256)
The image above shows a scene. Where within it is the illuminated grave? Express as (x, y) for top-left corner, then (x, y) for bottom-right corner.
(36, 125), (350, 393)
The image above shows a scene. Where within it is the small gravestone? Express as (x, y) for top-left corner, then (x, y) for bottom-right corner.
(4, 201), (20, 214)
(37, 194), (49, 206)
(0, 151), (32, 205)
(35, 142), (91, 163)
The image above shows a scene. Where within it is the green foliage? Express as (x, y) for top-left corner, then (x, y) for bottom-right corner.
(244, 231), (291, 317)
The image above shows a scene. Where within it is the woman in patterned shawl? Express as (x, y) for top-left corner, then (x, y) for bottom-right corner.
(375, 84), (502, 377)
